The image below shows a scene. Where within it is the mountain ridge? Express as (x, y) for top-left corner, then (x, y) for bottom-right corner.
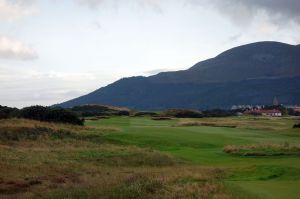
(59, 41), (300, 110)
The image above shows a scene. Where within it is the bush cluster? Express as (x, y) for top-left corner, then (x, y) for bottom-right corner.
(202, 109), (235, 117)
(163, 109), (203, 118)
(0, 106), (19, 119)
(72, 105), (130, 117)
(0, 105), (84, 125)
(20, 106), (84, 125)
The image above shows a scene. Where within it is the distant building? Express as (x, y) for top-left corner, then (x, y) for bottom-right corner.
(245, 109), (282, 117)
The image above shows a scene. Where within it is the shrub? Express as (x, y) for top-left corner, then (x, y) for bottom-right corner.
(0, 105), (19, 119)
(20, 106), (84, 125)
(134, 111), (158, 117)
(19, 106), (48, 121)
(293, 123), (300, 128)
(163, 109), (203, 118)
(45, 108), (84, 125)
(72, 104), (130, 117)
(151, 117), (172, 120)
(202, 109), (235, 117)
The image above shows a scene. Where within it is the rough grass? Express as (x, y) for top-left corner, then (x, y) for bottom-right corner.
(29, 167), (234, 199)
(224, 143), (300, 156)
(0, 119), (119, 144)
(0, 118), (240, 199)
(176, 121), (237, 128)
(176, 116), (299, 131)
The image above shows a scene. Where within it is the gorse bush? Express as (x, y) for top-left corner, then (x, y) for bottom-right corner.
(44, 108), (84, 125)
(202, 109), (235, 117)
(20, 106), (84, 125)
(0, 105), (19, 119)
(20, 106), (48, 121)
(163, 109), (203, 118)
(72, 105), (130, 117)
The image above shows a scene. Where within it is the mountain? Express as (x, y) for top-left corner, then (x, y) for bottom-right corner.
(59, 41), (300, 110)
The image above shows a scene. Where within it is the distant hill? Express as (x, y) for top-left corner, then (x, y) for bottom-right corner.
(59, 41), (300, 110)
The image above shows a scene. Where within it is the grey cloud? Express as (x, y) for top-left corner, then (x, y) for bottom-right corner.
(75, 0), (300, 25)
(188, 0), (300, 26)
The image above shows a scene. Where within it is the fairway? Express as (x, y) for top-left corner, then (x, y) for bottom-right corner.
(87, 116), (300, 199)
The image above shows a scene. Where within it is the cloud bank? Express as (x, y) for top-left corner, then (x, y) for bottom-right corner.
(189, 0), (300, 26)
(0, 0), (36, 21)
(0, 65), (96, 107)
(0, 36), (38, 60)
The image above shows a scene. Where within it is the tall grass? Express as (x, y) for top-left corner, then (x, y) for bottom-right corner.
(224, 143), (300, 156)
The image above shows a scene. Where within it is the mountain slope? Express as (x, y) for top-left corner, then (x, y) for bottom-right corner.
(59, 41), (300, 110)
(149, 41), (300, 84)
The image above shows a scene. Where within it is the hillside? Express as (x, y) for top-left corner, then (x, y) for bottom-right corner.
(59, 41), (300, 110)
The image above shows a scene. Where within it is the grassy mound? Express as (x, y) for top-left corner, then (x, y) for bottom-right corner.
(224, 143), (300, 156)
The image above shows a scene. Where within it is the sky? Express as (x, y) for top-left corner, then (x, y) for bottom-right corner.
(1, 0), (300, 108)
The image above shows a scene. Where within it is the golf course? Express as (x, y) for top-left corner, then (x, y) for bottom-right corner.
(86, 116), (300, 199)
(1, 116), (299, 198)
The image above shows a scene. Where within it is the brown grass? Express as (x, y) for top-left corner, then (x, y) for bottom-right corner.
(176, 121), (237, 128)
(224, 143), (300, 156)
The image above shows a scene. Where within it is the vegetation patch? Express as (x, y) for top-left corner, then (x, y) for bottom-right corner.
(70, 148), (177, 167)
(71, 104), (130, 117)
(151, 116), (172, 120)
(293, 123), (300, 128)
(224, 143), (300, 156)
(133, 111), (158, 117)
(176, 121), (237, 128)
(0, 119), (117, 143)
(31, 167), (235, 199)
(162, 109), (203, 118)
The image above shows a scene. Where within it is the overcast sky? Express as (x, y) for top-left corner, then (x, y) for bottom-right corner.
(1, 0), (300, 108)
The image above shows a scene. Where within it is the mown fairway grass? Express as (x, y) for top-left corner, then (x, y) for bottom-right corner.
(86, 116), (300, 199)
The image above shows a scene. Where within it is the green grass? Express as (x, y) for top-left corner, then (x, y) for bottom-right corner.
(86, 116), (300, 199)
